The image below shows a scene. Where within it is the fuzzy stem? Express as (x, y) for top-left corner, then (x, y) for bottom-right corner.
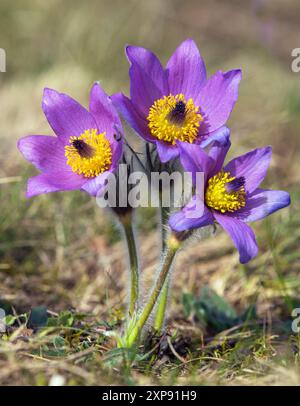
(126, 236), (180, 347)
(120, 212), (139, 317)
(160, 204), (169, 252)
(153, 278), (169, 333)
(153, 193), (170, 333)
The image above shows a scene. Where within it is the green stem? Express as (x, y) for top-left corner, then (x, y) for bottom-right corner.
(126, 237), (180, 347)
(153, 279), (169, 333)
(160, 204), (169, 252)
(153, 194), (170, 334)
(120, 213), (139, 317)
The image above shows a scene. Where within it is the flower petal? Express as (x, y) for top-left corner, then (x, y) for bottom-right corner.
(224, 146), (272, 193)
(155, 141), (179, 163)
(213, 213), (258, 264)
(126, 45), (167, 114)
(81, 170), (113, 197)
(200, 125), (231, 148)
(42, 88), (97, 144)
(18, 135), (66, 172)
(169, 196), (214, 232)
(111, 93), (154, 142)
(26, 171), (86, 198)
(110, 131), (123, 169)
(89, 83), (124, 166)
(177, 141), (214, 184)
(166, 39), (206, 100)
(89, 82), (122, 137)
(201, 126), (231, 175)
(233, 189), (291, 223)
(196, 69), (242, 135)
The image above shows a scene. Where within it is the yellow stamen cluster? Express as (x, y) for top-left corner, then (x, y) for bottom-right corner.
(147, 93), (203, 144)
(205, 171), (246, 213)
(65, 129), (112, 178)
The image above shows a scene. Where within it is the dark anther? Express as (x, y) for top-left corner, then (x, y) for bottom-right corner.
(167, 100), (186, 124)
(72, 139), (95, 158)
(226, 176), (245, 193)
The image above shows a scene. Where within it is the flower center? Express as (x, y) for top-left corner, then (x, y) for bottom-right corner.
(65, 129), (112, 178)
(147, 94), (203, 145)
(205, 171), (246, 213)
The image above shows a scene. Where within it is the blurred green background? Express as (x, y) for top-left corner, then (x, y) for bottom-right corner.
(0, 0), (300, 385)
(1, 0), (300, 174)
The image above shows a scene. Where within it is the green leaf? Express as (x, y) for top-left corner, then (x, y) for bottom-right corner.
(47, 310), (74, 328)
(27, 306), (48, 330)
(103, 347), (138, 367)
(198, 286), (237, 319)
(53, 336), (67, 355)
(182, 286), (257, 333)
(182, 293), (195, 318)
(3, 314), (17, 326)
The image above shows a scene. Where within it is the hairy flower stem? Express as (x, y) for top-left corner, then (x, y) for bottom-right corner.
(153, 278), (169, 333)
(153, 194), (170, 334)
(119, 212), (139, 317)
(126, 236), (180, 347)
(159, 203), (169, 252)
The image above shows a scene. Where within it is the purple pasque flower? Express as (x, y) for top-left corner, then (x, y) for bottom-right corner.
(169, 139), (291, 264)
(18, 83), (123, 198)
(112, 39), (242, 163)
